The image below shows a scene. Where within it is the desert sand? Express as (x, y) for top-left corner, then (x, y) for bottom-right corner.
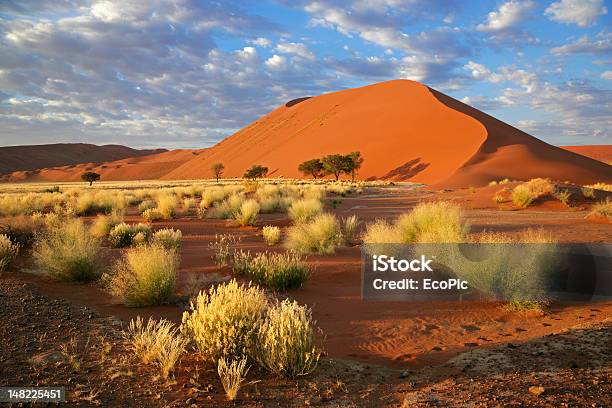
(563, 145), (612, 164)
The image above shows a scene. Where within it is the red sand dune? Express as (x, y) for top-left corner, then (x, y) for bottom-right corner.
(3, 149), (200, 182)
(163, 80), (611, 187)
(3, 80), (611, 186)
(0, 143), (165, 175)
(561, 145), (612, 164)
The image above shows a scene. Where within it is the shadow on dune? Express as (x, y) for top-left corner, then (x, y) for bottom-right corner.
(285, 97), (311, 107)
(381, 158), (430, 180)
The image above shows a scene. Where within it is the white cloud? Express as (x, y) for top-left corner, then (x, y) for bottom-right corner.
(265, 54), (287, 70)
(545, 0), (607, 27)
(602, 71), (612, 80)
(275, 42), (315, 60)
(251, 37), (271, 47)
(477, 1), (535, 31)
(551, 32), (612, 55)
(464, 61), (501, 82)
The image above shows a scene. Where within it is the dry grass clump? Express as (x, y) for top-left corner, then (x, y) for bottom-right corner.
(141, 208), (163, 223)
(287, 198), (323, 224)
(232, 250), (310, 290)
(512, 178), (555, 208)
(73, 191), (123, 216)
(341, 214), (360, 245)
(218, 357), (249, 401)
(581, 187), (596, 199)
(106, 245), (178, 306)
(90, 212), (123, 237)
(108, 223), (152, 248)
(209, 233), (241, 266)
(233, 199), (260, 226)
(589, 198), (612, 220)
(585, 182), (612, 192)
(285, 213), (340, 254)
(33, 219), (101, 281)
(137, 200), (156, 214)
(363, 202), (467, 244)
(200, 187), (230, 209)
(156, 194), (178, 219)
(262, 225), (280, 246)
(151, 228), (182, 250)
(207, 194), (245, 219)
(0, 234), (19, 270)
(254, 299), (320, 378)
(0, 192), (64, 216)
(475, 228), (555, 244)
(553, 189), (572, 206)
(182, 197), (196, 215)
(181, 279), (268, 362)
(0, 215), (46, 246)
(124, 317), (187, 379)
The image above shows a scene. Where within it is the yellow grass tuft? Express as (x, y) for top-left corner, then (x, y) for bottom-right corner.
(262, 225), (281, 246)
(217, 356), (249, 401)
(285, 213), (340, 254)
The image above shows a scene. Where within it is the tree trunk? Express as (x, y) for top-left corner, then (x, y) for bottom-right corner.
(89, 181), (93, 186)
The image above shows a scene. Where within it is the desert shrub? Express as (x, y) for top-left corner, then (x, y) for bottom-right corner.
(585, 182), (612, 192)
(262, 225), (280, 246)
(511, 184), (534, 208)
(108, 223), (151, 248)
(156, 194), (178, 219)
(301, 186), (325, 201)
(90, 212), (123, 237)
(138, 200), (156, 214)
(362, 219), (403, 244)
(492, 193), (504, 204)
(287, 198), (323, 224)
(151, 228), (182, 250)
(73, 192), (121, 216)
(200, 187), (229, 209)
(504, 299), (548, 312)
(208, 194), (245, 219)
(0, 215), (46, 246)
(142, 208), (163, 223)
(209, 233), (241, 266)
(107, 245), (178, 306)
(589, 198), (612, 220)
(232, 250), (309, 290)
(124, 317), (187, 379)
(395, 202), (467, 243)
(341, 214), (360, 244)
(217, 357), (249, 401)
(581, 187), (595, 199)
(180, 279), (268, 362)
(499, 178), (510, 185)
(254, 299), (320, 378)
(285, 213), (340, 254)
(553, 189), (572, 206)
(233, 199), (260, 226)
(0, 234), (19, 270)
(33, 219), (101, 281)
(182, 197), (196, 214)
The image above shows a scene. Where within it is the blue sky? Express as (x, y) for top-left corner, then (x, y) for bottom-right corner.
(0, 0), (610, 148)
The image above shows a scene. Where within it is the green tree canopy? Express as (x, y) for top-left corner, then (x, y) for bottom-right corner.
(298, 158), (324, 179)
(211, 162), (225, 182)
(243, 164), (268, 179)
(81, 171), (101, 186)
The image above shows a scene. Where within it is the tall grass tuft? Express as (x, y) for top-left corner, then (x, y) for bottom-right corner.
(0, 215), (45, 246)
(254, 299), (320, 378)
(395, 202), (467, 243)
(512, 178), (555, 208)
(33, 219), (101, 281)
(181, 279), (268, 362)
(262, 225), (281, 246)
(341, 214), (360, 244)
(156, 195), (178, 220)
(232, 250), (310, 290)
(233, 199), (260, 226)
(0, 234), (19, 270)
(217, 357), (249, 401)
(124, 317), (187, 379)
(108, 223), (151, 248)
(288, 198), (323, 224)
(285, 213), (340, 254)
(151, 228), (182, 250)
(589, 198), (612, 220)
(107, 245), (178, 306)
(90, 212), (123, 237)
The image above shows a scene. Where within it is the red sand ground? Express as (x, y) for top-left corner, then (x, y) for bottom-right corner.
(3, 81), (611, 187)
(0, 143), (165, 176)
(563, 145), (612, 164)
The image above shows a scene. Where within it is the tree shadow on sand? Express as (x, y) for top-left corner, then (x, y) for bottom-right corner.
(381, 158), (430, 181)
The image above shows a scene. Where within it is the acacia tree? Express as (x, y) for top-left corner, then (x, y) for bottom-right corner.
(346, 151), (364, 181)
(81, 171), (101, 186)
(243, 164), (268, 179)
(211, 162), (224, 182)
(321, 154), (352, 181)
(298, 158), (324, 179)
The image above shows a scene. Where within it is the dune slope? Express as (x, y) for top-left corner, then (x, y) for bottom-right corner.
(561, 145), (612, 164)
(0, 143), (165, 175)
(163, 80), (611, 187)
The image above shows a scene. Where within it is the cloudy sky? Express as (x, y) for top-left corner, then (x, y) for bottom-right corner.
(0, 0), (610, 149)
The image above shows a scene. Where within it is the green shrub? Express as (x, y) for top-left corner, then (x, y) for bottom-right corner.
(233, 199), (260, 226)
(107, 245), (178, 306)
(0, 234), (19, 270)
(287, 198), (322, 224)
(254, 299), (320, 378)
(151, 228), (182, 250)
(33, 219), (101, 281)
(262, 225), (280, 246)
(232, 250), (309, 290)
(181, 279), (268, 362)
(108, 223), (151, 248)
(285, 213), (340, 254)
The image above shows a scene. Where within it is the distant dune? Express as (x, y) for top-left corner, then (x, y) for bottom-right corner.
(162, 80), (611, 187)
(3, 80), (611, 186)
(0, 143), (166, 175)
(561, 145), (612, 164)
